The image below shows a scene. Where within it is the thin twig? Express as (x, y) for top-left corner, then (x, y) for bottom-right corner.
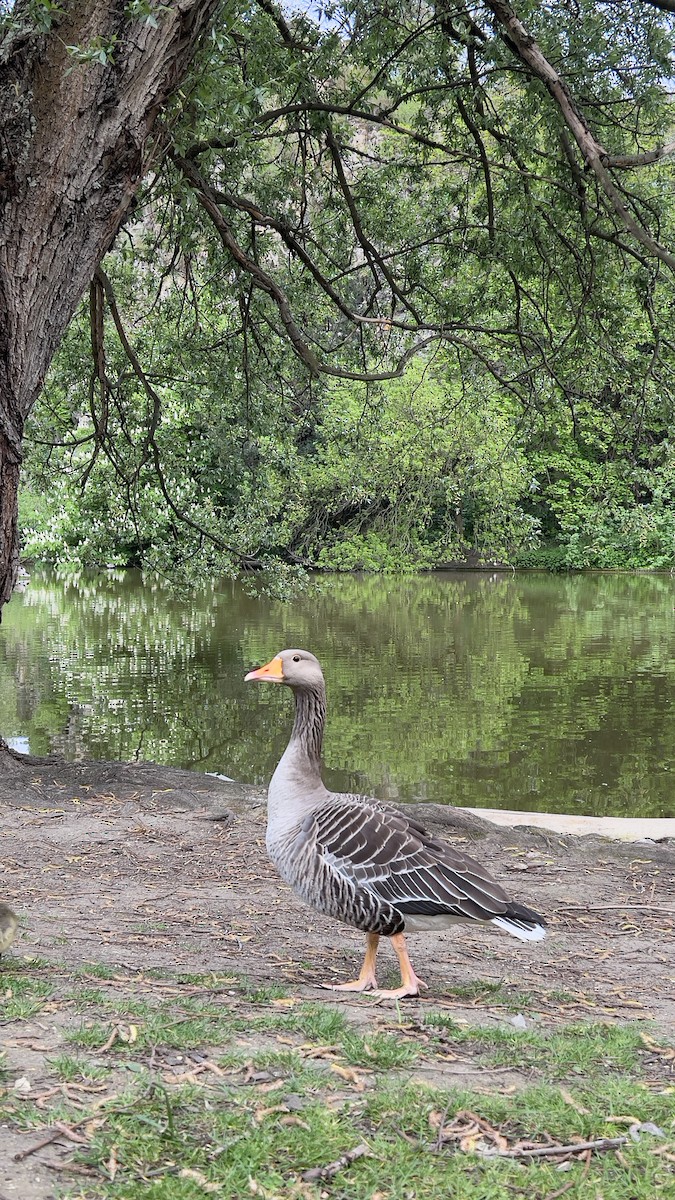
(434, 1102), (454, 1152)
(497, 1136), (627, 1159)
(301, 1143), (372, 1181)
(14, 1117), (91, 1161)
(560, 905), (675, 915)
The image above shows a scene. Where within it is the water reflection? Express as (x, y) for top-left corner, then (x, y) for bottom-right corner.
(0, 568), (673, 818)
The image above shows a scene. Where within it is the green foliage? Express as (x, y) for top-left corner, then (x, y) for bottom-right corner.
(65, 35), (117, 67)
(293, 362), (538, 570)
(21, 291), (541, 575)
(16, 0), (675, 573)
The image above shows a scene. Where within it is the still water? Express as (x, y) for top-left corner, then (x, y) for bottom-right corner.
(0, 568), (673, 818)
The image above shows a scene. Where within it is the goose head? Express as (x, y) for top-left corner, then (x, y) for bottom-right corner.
(245, 648), (324, 690)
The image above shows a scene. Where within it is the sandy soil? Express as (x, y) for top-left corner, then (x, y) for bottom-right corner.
(1, 751), (673, 1197)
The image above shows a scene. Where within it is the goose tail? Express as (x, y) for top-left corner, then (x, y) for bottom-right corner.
(491, 901), (547, 942)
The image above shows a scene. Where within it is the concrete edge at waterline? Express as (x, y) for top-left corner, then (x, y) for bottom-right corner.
(461, 807), (675, 842)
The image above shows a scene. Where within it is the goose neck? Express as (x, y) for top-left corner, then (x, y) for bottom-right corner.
(289, 681), (326, 766)
(267, 681), (327, 826)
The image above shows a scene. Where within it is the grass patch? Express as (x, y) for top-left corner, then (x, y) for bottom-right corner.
(342, 1029), (418, 1069)
(2, 960), (673, 1200)
(0, 972), (54, 1019)
(246, 1001), (349, 1043)
(47, 1053), (111, 1083)
(75, 962), (119, 980)
(66, 985), (109, 1008)
(9, 1071), (669, 1199)
(237, 978), (290, 1004)
(440, 980), (534, 1009)
(68, 1008), (239, 1054)
(424, 1016), (650, 1080)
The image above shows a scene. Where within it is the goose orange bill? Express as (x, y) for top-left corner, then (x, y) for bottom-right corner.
(244, 655), (285, 682)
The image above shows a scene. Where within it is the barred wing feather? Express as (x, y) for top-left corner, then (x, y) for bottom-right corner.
(306, 797), (513, 923)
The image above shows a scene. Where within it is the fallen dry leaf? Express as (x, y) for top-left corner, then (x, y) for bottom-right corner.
(84, 1117), (108, 1139)
(330, 1064), (370, 1090)
(278, 1116), (311, 1131)
(107, 1146), (118, 1182)
(179, 1167), (222, 1193)
(640, 1033), (675, 1061)
(254, 1104), (290, 1123)
(559, 1088), (591, 1115)
(248, 1176), (281, 1199)
(256, 1079), (285, 1094)
(99, 1026), (119, 1054)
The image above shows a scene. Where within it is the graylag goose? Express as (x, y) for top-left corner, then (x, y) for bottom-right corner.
(245, 649), (546, 998)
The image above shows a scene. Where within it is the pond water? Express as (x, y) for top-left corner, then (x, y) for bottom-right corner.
(0, 568), (674, 818)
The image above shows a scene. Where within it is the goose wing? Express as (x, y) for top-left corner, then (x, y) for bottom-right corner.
(304, 796), (511, 921)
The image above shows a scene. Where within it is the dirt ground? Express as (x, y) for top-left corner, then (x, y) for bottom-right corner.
(1, 749), (673, 1021)
(1, 750), (674, 1197)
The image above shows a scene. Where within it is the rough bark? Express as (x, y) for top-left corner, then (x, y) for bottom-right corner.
(0, 0), (219, 609)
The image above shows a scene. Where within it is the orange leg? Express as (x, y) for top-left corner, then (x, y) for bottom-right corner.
(324, 932), (380, 992)
(373, 932), (427, 999)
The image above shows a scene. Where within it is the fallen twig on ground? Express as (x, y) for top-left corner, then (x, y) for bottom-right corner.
(430, 1109), (629, 1161)
(301, 1142), (372, 1182)
(560, 905), (675, 914)
(496, 1136), (628, 1159)
(14, 1117), (91, 1161)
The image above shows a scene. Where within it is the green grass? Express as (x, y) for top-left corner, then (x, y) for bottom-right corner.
(286, 1002), (349, 1043)
(237, 978), (290, 1004)
(7, 1071), (668, 1200)
(2, 960), (673, 1200)
(47, 1053), (111, 1083)
(74, 962), (120, 980)
(341, 1029), (418, 1069)
(439, 980), (535, 1009)
(425, 1016), (649, 1079)
(0, 972), (54, 1019)
(66, 985), (109, 1008)
(68, 1009), (240, 1053)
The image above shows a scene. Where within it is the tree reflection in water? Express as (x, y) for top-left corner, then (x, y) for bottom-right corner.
(0, 568), (673, 818)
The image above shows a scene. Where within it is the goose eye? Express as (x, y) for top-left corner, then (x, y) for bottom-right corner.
(292, 654), (301, 662)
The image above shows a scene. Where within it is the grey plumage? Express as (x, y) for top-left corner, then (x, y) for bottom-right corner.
(246, 648), (546, 997)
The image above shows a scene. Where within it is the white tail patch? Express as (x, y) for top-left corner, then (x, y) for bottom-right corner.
(491, 916), (547, 942)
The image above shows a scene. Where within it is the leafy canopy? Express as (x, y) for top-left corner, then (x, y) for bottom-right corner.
(21, 0), (675, 574)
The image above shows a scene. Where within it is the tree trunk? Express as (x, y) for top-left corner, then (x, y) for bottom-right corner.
(0, 0), (219, 610)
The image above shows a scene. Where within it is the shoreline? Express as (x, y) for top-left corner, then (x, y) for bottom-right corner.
(1, 746), (672, 843)
(460, 806), (675, 842)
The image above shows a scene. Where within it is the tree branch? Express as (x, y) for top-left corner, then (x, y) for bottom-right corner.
(484, 0), (675, 274)
(605, 138), (675, 169)
(172, 151), (323, 374)
(211, 187), (384, 328)
(255, 0), (313, 51)
(173, 150), (444, 381)
(93, 268), (264, 568)
(185, 103), (473, 166)
(456, 94), (496, 241)
(324, 126), (421, 322)
(94, 267), (161, 467)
